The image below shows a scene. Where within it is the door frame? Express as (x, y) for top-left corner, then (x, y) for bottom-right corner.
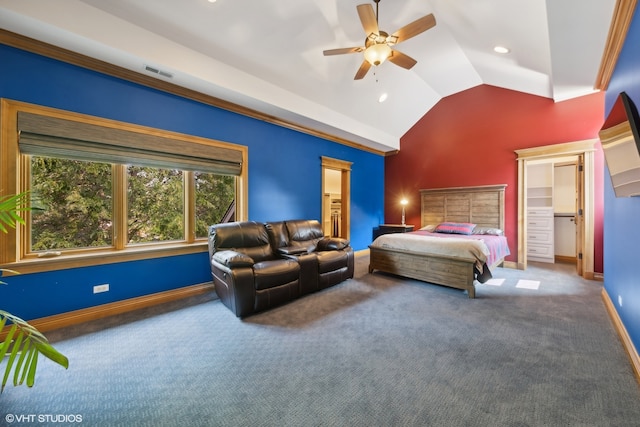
(515, 139), (597, 278)
(552, 160), (581, 268)
(321, 156), (351, 240)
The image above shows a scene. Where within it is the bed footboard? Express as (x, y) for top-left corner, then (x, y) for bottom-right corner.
(368, 246), (477, 298)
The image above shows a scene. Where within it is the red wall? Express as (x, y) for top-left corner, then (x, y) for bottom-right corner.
(387, 84), (604, 271)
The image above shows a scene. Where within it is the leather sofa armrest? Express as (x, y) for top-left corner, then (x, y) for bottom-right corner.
(317, 237), (350, 251)
(277, 246), (308, 256)
(213, 250), (254, 268)
(210, 260), (256, 318)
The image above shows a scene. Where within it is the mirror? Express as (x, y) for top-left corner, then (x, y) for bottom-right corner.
(599, 92), (640, 197)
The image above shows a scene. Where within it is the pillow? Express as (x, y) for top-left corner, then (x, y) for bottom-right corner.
(419, 224), (436, 232)
(472, 226), (504, 236)
(434, 222), (476, 235)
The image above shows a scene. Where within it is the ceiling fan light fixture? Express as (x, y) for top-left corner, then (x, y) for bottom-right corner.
(324, 2), (436, 80)
(364, 43), (392, 66)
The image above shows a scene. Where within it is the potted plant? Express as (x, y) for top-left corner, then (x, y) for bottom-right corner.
(0, 192), (68, 393)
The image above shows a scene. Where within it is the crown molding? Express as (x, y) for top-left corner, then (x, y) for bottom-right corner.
(595, 0), (638, 90)
(0, 29), (387, 157)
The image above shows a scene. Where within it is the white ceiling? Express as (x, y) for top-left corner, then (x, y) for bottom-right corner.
(0, 0), (616, 153)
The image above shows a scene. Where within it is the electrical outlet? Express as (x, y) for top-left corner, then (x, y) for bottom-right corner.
(93, 284), (109, 294)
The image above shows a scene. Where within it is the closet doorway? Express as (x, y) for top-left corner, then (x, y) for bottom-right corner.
(321, 157), (351, 240)
(515, 140), (596, 279)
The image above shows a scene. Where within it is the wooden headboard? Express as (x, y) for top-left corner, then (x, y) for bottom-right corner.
(419, 184), (506, 230)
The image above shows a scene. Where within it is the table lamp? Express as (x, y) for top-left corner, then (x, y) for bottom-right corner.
(400, 199), (408, 225)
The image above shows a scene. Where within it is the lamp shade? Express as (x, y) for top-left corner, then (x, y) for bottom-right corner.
(364, 43), (392, 66)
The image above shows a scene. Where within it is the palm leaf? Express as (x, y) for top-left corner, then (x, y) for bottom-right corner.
(13, 337), (32, 385)
(0, 310), (68, 393)
(0, 192), (68, 394)
(26, 346), (39, 388)
(1, 325), (23, 392)
(0, 268), (20, 285)
(0, 192), (31, 232)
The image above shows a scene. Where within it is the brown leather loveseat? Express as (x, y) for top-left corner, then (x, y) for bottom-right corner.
(208, 219), (354, 317)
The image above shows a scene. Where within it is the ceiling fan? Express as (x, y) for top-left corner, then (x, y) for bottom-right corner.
(323, 0), (436, 80)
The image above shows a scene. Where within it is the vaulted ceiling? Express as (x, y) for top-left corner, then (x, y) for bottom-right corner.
(0, 0), (616, 153)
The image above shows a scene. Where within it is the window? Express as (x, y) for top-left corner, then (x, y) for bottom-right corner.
(30, 156), (113, 251)
(127, 165), (185, 245)
(194, 172), (236, 239)
(0, 99), (247, 273)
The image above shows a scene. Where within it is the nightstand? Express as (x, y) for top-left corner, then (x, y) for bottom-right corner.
(373, 224), (415, 240)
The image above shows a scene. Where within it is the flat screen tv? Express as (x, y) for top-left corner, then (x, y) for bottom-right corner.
(599, 92), (640, 197)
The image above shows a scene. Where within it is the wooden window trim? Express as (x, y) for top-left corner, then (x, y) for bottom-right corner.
(0, 98), (248, 274)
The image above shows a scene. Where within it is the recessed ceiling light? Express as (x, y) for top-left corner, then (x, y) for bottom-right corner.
(494, 46), (510, 54)
(378, 93), (388, 103)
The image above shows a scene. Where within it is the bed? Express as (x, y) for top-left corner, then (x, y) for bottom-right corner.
(368, 184), (509, 298)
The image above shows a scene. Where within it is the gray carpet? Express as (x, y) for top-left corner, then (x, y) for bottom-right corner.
(2, 255), (639, 426)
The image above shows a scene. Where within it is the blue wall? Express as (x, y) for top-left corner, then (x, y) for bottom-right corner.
(0, 45), (384, 321)
(603, 8), (640, 353)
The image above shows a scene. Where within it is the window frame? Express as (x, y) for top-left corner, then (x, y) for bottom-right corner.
(0, 99), (248, 274)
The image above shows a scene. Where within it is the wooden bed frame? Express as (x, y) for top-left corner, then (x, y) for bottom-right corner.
(368, 184), (507, 298)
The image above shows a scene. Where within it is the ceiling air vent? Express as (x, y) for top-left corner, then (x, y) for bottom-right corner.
(144, 65), (173, 79)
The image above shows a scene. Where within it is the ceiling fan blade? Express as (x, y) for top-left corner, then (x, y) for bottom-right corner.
(323, 47), (364, 56)
(389, 50), (417, 70)
(392, 13), (436, 44)
(354, 60), (371, 80)
(357, 3), (379, 36)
